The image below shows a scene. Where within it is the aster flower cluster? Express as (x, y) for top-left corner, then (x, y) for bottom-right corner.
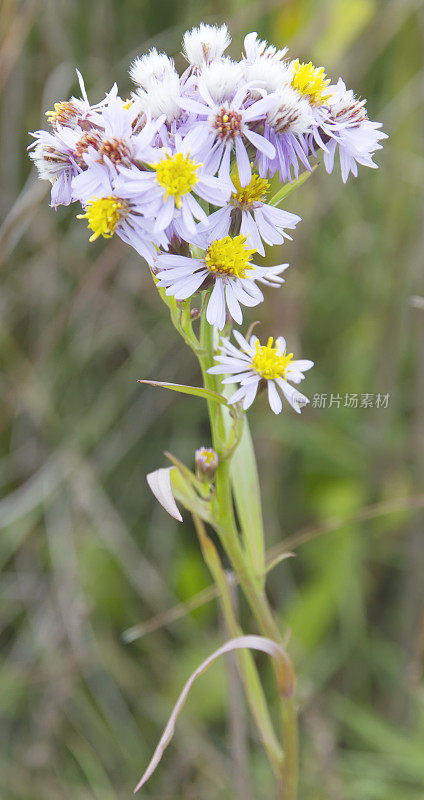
(29, 24), (386, 414)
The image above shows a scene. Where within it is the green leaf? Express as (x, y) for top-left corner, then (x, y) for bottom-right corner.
(138, 379), (227, 404)
(269, 165), (318, 207)
(171, 469), (213, 524)
(227, 412), (266, 589)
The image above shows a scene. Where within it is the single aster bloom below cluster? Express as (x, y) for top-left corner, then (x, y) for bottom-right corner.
(155, 234), (288, 329)
(29, 22), (387, 415)
(209, 331), (314, 414)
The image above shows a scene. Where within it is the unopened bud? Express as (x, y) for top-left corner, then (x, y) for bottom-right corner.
(195, 447), (219, 482)
(190, 307), (200, 320)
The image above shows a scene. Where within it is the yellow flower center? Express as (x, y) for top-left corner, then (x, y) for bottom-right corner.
(231, 169), (270, 210)
(46, 101), (78, 127)
(197, 447), (218, 466)
(77, 196), (128, 241)
(213, 108), (243, 141)
(205, 235), (256, 279)
(251, 338), (294, 380)
(153, 152), (199, 208)
(291, 60), (331, 107)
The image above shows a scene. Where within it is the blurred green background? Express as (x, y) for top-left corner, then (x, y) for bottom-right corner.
(1, 0), (423, 798)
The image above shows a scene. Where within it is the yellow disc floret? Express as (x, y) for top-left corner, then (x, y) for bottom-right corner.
(252, 337), (294, 380)
(291, 59), (331, 106)
(46, 101), (78, 128)
(153, 152), (199, 208)
(231, 169), (270, 210)
(205, 235), (256, 279)
(196, 447), (218, 466)
(199, 449), (216, 465)
(77, 196), (128, 241)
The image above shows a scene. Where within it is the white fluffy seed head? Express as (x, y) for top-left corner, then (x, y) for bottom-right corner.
(244, 58), (292, 95)
(266, 85), (314, 134)
(200, 58), (244, 103)
(135, 72), (182, 123)
(244, 32), (288, 64)
(183, 23), (231, 69)
(129, 48), (176, 90)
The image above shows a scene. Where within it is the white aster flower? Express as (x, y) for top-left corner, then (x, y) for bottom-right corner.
(183, 23), (231, 69)
(316, 78), (387, 182)
(28, 126), (82, 206)
(199, 168), (301, 256)
(71, 95), (161, 180)
(155, 234), (287, 330)
(75, 171), (167, 261)
(178, 81), (277, 187)
(76, 193), (160, 262)
(44, 69), (108, 131)
(114, 134), (230, 240)
(208, 331), (313, 414)
(70, 103), (161, 203)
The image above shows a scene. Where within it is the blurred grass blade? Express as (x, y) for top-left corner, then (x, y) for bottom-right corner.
(134, 635), (295, 792)
(122, 583), (221, 643)
(269, 165), (318, 207)
(138, 379), (227, 404)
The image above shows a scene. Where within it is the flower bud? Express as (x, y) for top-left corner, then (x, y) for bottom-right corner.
(195, 447), (219, 482)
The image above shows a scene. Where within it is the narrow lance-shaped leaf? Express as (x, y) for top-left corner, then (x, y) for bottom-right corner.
(138, 379), (227, 405)
(134, 635), (296, 792)
(222, 401), (265, 589)
(269, 165), (318, 207)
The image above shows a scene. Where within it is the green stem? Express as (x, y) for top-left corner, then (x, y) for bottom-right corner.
(192, 513), (283, 778)
(279, 698), (298, 800)
(198, 311), (299, 800)
(198, 313), (284, 644)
